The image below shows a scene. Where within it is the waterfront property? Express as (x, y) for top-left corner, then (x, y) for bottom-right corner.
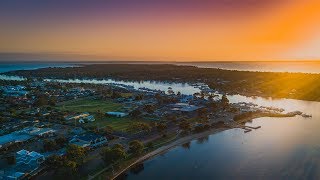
(0, 132), (32, 150)
(0, 127), (56, 149)
(0, 150), (45, 180)
(70, 134), (108, 148)
(170, 103), (204, 114)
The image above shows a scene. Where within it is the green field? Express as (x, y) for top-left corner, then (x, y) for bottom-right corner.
(88, 117), (131, 131)
(57, 98), (150, 132)
(57, 98), (122, 113)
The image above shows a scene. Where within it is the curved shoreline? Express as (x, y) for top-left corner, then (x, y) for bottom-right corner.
(108, 128), (228, 180)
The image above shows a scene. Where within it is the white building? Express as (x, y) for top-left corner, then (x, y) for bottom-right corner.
(70, 134), (108, 148)
(106, 112), (128, 118)
(65, 112), (91, 121)
(16, 149), (45, 167)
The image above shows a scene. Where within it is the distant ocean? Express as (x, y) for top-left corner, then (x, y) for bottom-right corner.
(179, 61), (320, 74)
(1, 61), (320, 74)
(0, 62), (76, 73)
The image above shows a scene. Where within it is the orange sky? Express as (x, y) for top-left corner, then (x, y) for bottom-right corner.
(0, 0), (320, 61)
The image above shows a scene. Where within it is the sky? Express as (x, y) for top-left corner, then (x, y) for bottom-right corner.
(0, 0), (320, 61)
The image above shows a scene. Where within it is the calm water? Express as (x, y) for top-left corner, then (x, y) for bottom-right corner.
(0, 62), (75, 73)
(0, 62), (76, 81)
(125, 96), (320, 179)
(178, 61), (320, 74)
(45, 78), (202, 95)
(52, 78), (320, 179)
(1, 63), (320, 178)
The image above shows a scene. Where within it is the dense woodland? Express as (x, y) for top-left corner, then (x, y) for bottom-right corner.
(4, 64), (320, 101)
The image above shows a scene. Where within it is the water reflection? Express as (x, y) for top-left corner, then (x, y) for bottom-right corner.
(44, 78), (202, 95)
(182, 142), (191, 150)
(124, 97), (320, 179)
(129, 163), (145, 175)
(196, 136), (209, 144)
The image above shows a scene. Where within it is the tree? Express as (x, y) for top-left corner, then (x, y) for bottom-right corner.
(141, 123), (152, 133)
(135, 94), (144, 101)
(127, 122), (151, 133)
(43, 139), (58, 152)
(166, 115), (177, 123)
(197, 108), (207, 118)
(156, 122), (167, 136)
(129, 140), (144, 155)
(221, 94), (230, 109)
(103, 125), (114, 134)
(96, 110), (104, 120)
(209, 101), (218, 112)
(45, 155), (64, 169)
(45, 155), (78, 178)
(111, 91), (122, 99)
(6, 155), (16, 165)
(143, 104), (155, 114)
(49, 96), (57, 106)
(101, 145), (126, 165)
(146, 142), (154, 149)
(129, 109), (142, 118)
(62, 160), (78, 174)
(66, 144), (86, 163)
(113, 144), (125, 150)
(34, 95), (48, 107)
(179, 120), (191, 132)
(55, 137), (67, 147)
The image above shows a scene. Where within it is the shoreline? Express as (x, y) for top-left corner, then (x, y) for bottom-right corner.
(104, 128), (229, 180)
(103, 111), (300, 180)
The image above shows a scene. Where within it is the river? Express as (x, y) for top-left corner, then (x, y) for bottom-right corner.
(1, 63), (320, 178)
(123, 96), (320, 179)
(48, 78), (320, 179)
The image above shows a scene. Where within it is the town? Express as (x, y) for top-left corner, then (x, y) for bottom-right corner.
(0, 78), (306, 180)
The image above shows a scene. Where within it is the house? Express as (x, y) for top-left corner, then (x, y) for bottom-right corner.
(2, 85), (28, 97)
(16, 150), (45, 166)
(23, 127), (56, 137)
(70, 134), (108, 148)
(0, 133), (32, 150)
(65, 112), (90, 121)
(0, 150), (45, 179)
(5, 172), (25, 180)
(179, 95), (193, 103)
(106, 112), (128, 118)
(71, 127), (86, 135)
(79, 115), (95, 124)
(0, 127), (56, 149)
(170, 103), (203, 112)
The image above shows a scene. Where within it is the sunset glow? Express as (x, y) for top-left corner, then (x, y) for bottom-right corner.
(1, 0), (320, 61)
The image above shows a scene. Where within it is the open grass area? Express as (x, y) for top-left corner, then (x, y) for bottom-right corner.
(86, 117), (133, 132)
(86, 117), (153, 133)
(57, 98), (122, 113)
(57, 97), (152, 132)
